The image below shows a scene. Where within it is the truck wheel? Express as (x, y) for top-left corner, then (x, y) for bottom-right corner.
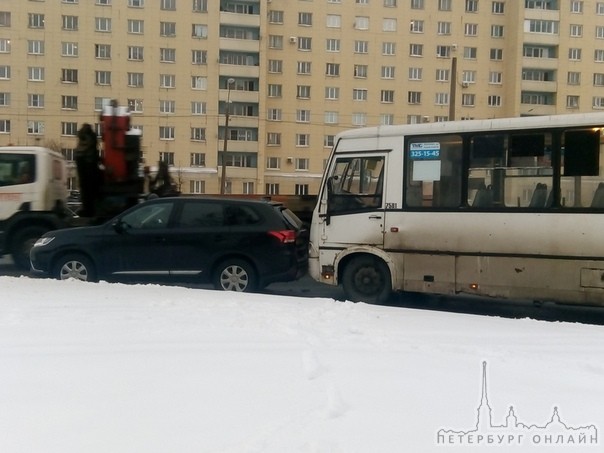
(54, 253), (97, 282)
(342, 256), (392, 304)
(12, 226), (48, 270)
(213, 259), (257, 292)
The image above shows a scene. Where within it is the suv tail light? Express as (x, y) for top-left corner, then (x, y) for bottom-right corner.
(268, 229), (296, 244)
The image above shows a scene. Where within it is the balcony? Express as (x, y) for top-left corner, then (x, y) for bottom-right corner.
(219, 63), (259, 79)
(219, 37), (259, 53)
(521, 80), (557, 93)
(219, 11), (260, 28)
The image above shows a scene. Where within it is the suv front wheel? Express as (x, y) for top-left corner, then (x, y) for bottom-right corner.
(213, 259), (257, 292)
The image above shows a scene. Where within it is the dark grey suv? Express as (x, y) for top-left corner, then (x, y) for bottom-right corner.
(30, 197), (309, 292)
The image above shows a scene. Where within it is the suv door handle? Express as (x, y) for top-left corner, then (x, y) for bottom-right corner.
(369, 215), (382, 220)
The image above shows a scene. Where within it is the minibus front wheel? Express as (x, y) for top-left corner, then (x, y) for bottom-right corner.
(341, 255), (392, 304)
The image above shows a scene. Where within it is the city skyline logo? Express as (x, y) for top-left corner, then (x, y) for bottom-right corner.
(437, 361), (598, 447)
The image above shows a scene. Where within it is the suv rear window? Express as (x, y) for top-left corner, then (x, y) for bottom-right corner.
(278, 206), (304, 229)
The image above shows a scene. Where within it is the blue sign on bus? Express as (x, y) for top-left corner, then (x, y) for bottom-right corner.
(409, 142), (441, 160)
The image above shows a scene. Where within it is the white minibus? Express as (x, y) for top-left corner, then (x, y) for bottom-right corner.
(309, 113), (604, 305)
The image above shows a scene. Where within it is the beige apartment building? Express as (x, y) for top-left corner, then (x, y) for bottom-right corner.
(1, 0), (604, 195)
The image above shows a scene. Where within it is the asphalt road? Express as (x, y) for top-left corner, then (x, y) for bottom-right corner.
(3, 256), (604, 326)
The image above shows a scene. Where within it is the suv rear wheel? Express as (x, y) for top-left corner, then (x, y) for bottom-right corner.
(213, 259), (257, 292)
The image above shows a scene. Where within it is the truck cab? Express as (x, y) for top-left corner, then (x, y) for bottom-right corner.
(0, 146), (69, 269)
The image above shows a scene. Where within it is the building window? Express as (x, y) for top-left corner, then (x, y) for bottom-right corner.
(352, 113), (367, 126)
(0, 38), (9, 53)
(128, 99), (143, 112)
(267, 109), (282, 121)
(0, 12), (11, 27)
(326, 63), (340, 76)
(383, 18), (397, 32)
(492, 2), (505, 14)
(490, 48), (503, 60)
(62, 42), (78, 57)
(298, 37), (312, 51)
(488, 95), (501, 107)
(128, 19), (144, 34)
(62, 15), (78, 31)
(354, 64), (368, 78)
(95, 17), (112, 32)
(61, 96), (78, 110)
(410, 44), (423, 56)
(528, 20), (559, 34)
(28, 13), (45, 29)
(436, 69), (450, 82)
(297, 85), (311, 99)
(462, 93), (476, 106)
(268, 10), (284, 23)
(268, 84), (282, 98)
(569, 48), (582, 60)
(192, 50), (207, 65)
(128, 0), (144, 6)
(435, 92), (449, 105)
(95, 71), (111, 86)
(0, 119), (10, 133)
(160, 48), (176, 63)
(193, 0), (207, 12)
(298, 12), (312, 25)
(462, 71), (476, 84)
(189, 151), (206, 167)
(96, 0), (112, 4)
(570, 24), (583, 37)
(28, 67), (44, 82)
(593, 97), (604, 108)
(242, 182), (254, 194)
(190, 180), (205, 194)
(570, 1), (584, 13)
(268, 60), (282, 73)
(381, 90), (394, 103)
(380, 114), (394, 125)
(325, 87), (340, 100)
(296, 134), (309, 147)
(28, 121), (45, 135)
(412, 0), (425, 9)
(438, 21), (451, 35)
(354, 16), (369, 30)
(438, 0), (451, 11)
(596, 49), (604, 62)
(354, 41), (369, 54)
(62, 69), (78, 83)
(159, 127), (175, 140)
(28, 40), (45, 55)
(410, 20), (424, 33)
(566, 95), (579, 109)
(192, 24), (208, 39)
(128, 46), (144, 61)
(408, 91), (421, 104)
(381, 42), (395, 55)
(160, 100), (175, 114)
(324, 111), (339, 124)
(265, 184), (280, 195)
(94, 97), (111, 111)
(190, 127), (206, 141)
(491, 25), (504, 37)
(464, 47), (477, 59)
(159, 152), (175, 165)
(407, 67), (421, 80)
(128, 72), (144, 87)
(161, 0), (176, 10)
(296, 109), (310, 123)
(383, 66), (396, 79)
(267, 132), (281, 145)
(95, 44), (111, 59)
(326, 38), (341, 52)
(324, 135), (335, 147)
(160, 21), (176, 37)
(295, 158), (309, 170)
(61, 122), (78, 136)
(266, 157), (280, 169)
(191, 101), (206, 115)
(326, 14), (341, 28)
(0, 92), (10, 107)
(295, 184), (309, 195)
(191, 76), (207, 90)
(594, 73), (604, 86)
(353, 88), (368, 101)
(568, 72), (581, 85)
(436, 45), (451, 58)
(465, 0), (478, 12)
(489, 71), (503, 84)
(297, 61), (311, 75)
(160, 74), (176, 88)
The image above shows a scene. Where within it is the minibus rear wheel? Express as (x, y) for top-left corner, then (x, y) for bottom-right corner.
(342, 255), (391, 304)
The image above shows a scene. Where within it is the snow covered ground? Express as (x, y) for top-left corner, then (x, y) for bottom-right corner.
(1, 275), (603, 452)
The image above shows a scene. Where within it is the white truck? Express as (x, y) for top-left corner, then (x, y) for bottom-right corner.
(0, 146), (70, 269)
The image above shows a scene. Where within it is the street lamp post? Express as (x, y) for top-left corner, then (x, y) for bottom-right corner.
(220, 78), (235, 195)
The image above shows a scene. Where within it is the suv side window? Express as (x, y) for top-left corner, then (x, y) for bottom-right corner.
(122, 202), (174, 229)
(225, 205), (261, 226)
(178, 201), (224, 227)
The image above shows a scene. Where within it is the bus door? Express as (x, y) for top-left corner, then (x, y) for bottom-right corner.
(318, 154), (386, 246)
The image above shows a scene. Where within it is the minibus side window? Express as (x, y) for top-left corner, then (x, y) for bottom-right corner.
(327, 156), (384, 213)
(405, 134), (462, 208)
